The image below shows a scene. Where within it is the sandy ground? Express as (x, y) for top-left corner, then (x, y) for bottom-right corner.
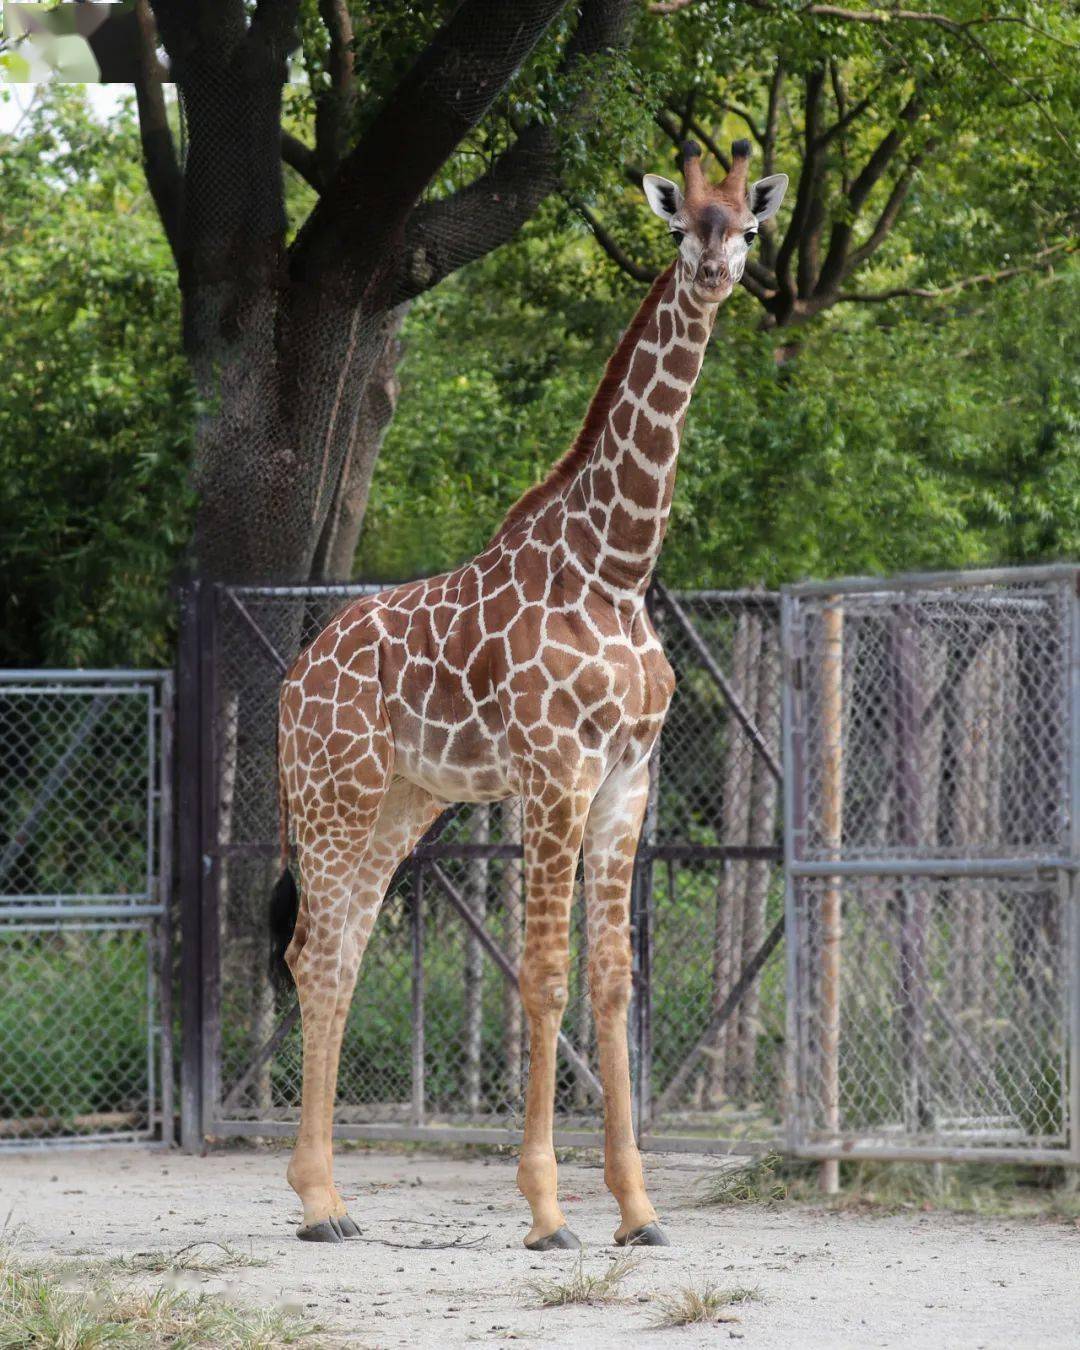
(4, 1144), (1078, 1349)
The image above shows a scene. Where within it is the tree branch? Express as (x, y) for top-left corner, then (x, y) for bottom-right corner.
(717, 101), (763, 145)
(762, 62), (782, 179)
(395, 0), (634, 303)
(149, 0), (246, 57)
(313, 0), (354, 182)
(836, 241), (1077, 303)
(281, 130), (322, 191)
(813, 91), (918, 297)
(289, 0), (573, 301)
(659, 0), (1079, 55)
(132, 0), (181, 263)
(841, 154), (922, 277)
(773, 65), (825, 314)
(250, 0), (301, 47)
(572, 200), (657, 284)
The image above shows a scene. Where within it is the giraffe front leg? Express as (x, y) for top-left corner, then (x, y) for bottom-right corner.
(517, 779), (592, 1250)
(584, 758), (668, 1247)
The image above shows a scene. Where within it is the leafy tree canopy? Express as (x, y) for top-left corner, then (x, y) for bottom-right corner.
(2, 1), (1078, 664)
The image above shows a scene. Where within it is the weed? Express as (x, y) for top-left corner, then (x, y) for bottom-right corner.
(700, 1152), (810, 1206)
(0, 1246), (319, 1349)
(699, 1154), (1080, 1224)
(525, 1253), (640, 1308)
(650, 1281), (759, 1328)
(111, 1240), (269, 1275)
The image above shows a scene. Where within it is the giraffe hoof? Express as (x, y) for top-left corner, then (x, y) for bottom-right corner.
(336, 1214), (361, 1239)
(296, 1219), (343, 1243)
(525, 1225), (581, 1251)
(616, 1222), (671, 1247)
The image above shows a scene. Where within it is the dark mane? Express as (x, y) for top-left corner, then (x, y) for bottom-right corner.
(490, 261), (677, 543)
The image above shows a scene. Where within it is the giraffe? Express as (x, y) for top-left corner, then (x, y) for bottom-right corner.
(274, 139), (788, 1247)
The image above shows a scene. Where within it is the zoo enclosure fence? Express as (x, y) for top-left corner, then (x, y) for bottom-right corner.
(0, 670), (173, 1149)
(782, 565), (1080, 1165)
(176, 580), (788, 1156)
(2, 567), (1075, 1163)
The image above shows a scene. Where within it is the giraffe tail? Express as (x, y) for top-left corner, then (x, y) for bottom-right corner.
(269, 721), (299, 989)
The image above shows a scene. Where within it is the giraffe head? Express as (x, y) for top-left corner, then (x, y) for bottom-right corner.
(643, 139), (787, 301)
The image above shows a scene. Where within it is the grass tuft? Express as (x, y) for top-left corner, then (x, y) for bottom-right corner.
(700, 1154), (1080, 1223)
(650, 1281), (759, 1328)
(525, 1253), (640, 1307)
(0, 1245), (319, 1349)
(111, 1241), (269, 1275)
(700, 1152), (810, 1206)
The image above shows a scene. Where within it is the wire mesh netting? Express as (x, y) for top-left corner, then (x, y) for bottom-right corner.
(169, 0), (632, 588)
(791, 873), (1069, 1151)
(0, 923), (160, 1145)
(206, 584), (787, 1146)
(0, 677), (171, 1146)
(795, 580), (1071, 863)
(785, 569), (1077, 1161)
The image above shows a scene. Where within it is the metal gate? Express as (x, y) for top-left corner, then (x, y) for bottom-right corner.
(178, 581), (787, 1154)
(782, 566), (1079, 1164)
(0, 671), (173, 1148)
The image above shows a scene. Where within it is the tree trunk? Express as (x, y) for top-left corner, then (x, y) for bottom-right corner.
(312, 304), (410, 582)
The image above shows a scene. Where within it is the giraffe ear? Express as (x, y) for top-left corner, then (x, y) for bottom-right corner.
(642, 174), (683, 223)
(749, 173), (788, 223)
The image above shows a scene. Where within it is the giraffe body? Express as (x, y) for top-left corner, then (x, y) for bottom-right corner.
(276, 139), (787, 1246)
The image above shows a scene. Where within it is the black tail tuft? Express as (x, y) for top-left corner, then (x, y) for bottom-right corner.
(269, 867), (299, 989)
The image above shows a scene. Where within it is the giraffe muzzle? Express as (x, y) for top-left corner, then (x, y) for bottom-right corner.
(695, 257), (729, 296)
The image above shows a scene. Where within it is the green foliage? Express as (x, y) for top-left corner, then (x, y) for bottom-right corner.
(0, 930), (149, 1124)
(2, 8), (1080, 665)
(359, 226), (1080, 586)
(0, 87), (193, 668)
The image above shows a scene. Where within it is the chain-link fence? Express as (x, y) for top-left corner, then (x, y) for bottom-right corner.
(783, 567), (1079, 1163)
(182, 581), (786, 1152)
(0, 671), (173, 1148)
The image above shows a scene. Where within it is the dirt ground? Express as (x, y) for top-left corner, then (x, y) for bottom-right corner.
(6, 1144), (1078, 1348)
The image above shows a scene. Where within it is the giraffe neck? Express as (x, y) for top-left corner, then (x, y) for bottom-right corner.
(562, 261), (719, 594)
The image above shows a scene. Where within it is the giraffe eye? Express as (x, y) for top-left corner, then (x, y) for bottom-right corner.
(670, 230), (685, 246)
(744, 230), (757, 246)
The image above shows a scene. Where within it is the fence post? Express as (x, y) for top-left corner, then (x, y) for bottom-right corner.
(818, 598), (844, 1194)
(157, 670), (176, 1147)
(176, 581), (204, 1152)
(199, 584), (222, 1137)
(781, 590), (809, 1157)
(412, 860), (426, 1127)
(1069, 576), (1080, 1163)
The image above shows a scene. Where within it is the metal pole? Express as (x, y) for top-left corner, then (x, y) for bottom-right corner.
(819, 599), (844, 1194)
(199, 585), (221, 1138)
(176, 583), (204, 1152)
(411, 862), (426, 1127)
(157, 671), (176, 1146)
(893, 610), (930, 1137)
(780, 591), (803, 1156)
(1068, 578), (1080, 1162)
